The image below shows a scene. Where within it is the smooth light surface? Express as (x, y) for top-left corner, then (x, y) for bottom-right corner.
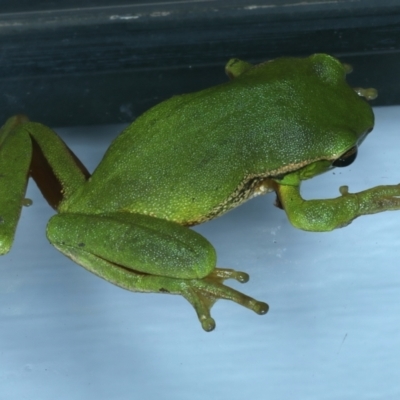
(1, 106), (400, 400)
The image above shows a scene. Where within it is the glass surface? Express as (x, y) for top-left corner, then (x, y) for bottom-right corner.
(1, 106), (400, 399)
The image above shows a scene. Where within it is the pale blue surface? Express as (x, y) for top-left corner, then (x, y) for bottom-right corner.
(1, 106), (400, 399)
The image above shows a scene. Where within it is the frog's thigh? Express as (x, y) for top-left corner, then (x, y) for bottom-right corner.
(46, 212), (216, 280)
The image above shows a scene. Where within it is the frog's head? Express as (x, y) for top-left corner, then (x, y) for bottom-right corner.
(237, 54), (377, 185)
(306, 53), (376, 151)
(297, 54), (376, 182)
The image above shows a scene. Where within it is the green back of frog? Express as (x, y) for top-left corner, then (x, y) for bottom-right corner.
(68, 54), (373, 223)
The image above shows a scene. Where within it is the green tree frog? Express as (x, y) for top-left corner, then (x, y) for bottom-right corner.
(1, 53), (394, 331)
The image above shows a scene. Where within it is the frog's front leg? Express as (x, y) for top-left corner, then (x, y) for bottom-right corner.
(276, 182), (400, 231)
(47, 212), (268, 331)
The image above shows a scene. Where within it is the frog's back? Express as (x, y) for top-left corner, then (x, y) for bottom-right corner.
(70, 55), (373, 224)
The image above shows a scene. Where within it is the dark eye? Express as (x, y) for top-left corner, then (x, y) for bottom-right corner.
(332, 146), (357, 167)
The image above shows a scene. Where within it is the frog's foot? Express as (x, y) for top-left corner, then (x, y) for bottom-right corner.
(179, 268), (268, 331)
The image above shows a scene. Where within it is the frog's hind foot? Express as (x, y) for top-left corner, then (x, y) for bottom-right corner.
(181, 268), (268, 332)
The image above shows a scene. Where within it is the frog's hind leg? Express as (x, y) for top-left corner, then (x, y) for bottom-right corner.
(47, 211), (268, 331)
(0, 115), (90, 254)
(0, 116), (32, 254)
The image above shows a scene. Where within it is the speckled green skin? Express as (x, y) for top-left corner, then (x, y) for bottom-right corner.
(2, 54), (397, 331)
(64, 54), (373, 224)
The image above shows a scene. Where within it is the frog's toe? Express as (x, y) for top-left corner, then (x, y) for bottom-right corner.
(252, 300), (269, 315)
(199, 315), (216, 332)
(180, 282), (217, 331)
(206, 268), (249, 283)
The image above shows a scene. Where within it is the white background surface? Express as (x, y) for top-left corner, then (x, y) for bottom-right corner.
(1, 106), (400, 399)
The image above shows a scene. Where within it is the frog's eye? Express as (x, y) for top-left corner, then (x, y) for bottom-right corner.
(332, 146), (357, 167)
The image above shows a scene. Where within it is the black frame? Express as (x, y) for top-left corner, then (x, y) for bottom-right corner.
(1, 0), (400, 126)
